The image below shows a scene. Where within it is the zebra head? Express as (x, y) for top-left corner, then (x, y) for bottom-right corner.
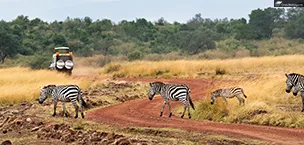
(210, 89), (221, 105)
(293, 83), (301, 96)
(285, 73), (294, 93)
(39, 85), (56, 104)
(148, 82), (164, 100)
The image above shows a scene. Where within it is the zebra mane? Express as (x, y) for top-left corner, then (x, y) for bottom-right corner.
(288, 73), (304, 77)
(43, 84), (56, 89)
(150, 82), (165, 86)
(213, 89), (222, 95)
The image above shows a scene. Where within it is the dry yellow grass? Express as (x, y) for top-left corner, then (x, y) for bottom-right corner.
(0, 67), (91, 104)
(103, 55), (304, 79)
(103, 55), (304, 128)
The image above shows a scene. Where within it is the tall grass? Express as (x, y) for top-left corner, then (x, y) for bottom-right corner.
(103, 55), (304, 78)
(0, 67), (90, 104)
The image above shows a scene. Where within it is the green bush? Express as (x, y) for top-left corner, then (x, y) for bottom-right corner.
(215, 67), (226, 75)
(28, 55), (50, 70)
(127, 51), (143, 61)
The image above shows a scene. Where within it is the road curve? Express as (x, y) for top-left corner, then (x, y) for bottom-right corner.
(87, 78), (304, 145)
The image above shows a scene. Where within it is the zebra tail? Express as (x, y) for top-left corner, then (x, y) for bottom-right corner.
(241, 89), (247, 98)
(79, 90), (87, 108)
(81, 97), (87, 108)
(188, 93), (195, 110)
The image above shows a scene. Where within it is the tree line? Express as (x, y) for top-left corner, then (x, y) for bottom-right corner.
(0, 7), (304, 63)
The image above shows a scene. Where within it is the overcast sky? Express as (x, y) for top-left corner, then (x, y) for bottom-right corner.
(0, 0), (274, 23)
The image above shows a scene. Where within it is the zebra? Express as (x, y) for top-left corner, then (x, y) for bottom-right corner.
(38, 84), (87, 118)
(210, 87), (247, 105)
(148, 82), (195, 119)
(285, 73), (304, 112)
(285, 73), (304, 95)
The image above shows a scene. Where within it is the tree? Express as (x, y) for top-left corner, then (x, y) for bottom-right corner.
(174, 28), (216, 54)
(248, 7), (284, 39)
(0, 21), (20, 63)
(284, 8), (304, 38)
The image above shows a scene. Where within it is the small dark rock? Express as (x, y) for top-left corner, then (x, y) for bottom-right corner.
(1, 140), (12, 145)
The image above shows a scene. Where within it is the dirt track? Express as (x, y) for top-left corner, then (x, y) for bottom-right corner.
(87, 78), (304, 145)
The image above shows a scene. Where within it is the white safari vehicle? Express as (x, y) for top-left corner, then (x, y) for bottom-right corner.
(49, 47), (74, 75)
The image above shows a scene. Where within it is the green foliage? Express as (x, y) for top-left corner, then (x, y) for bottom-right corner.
(128, 50), (143, 61)
(1, 7), (304, 67)
(0, 21), (21, 63)
(285, 8), (304, 39)
(28, 55), (50, 70)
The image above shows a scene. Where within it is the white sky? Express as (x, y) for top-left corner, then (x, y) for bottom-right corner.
(0, 0), (274, 23)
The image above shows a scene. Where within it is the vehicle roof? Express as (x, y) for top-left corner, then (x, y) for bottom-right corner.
(55, 47), (69, 50)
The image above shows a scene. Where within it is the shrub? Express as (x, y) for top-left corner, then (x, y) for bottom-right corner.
(128, 51), (143, 61)
(215, 67), (226, 75)
(105, 64), (121, 73)
(28, 55), (50, 70)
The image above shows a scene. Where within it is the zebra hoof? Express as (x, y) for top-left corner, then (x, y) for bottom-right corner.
(189, 116), (191, 119)
(81, 113), (85, 118)
(52, 113), (56, 117)
(302, 109), (304, 112)
(160, 112), (163, 117)
(181, 115), (184, 118)
(169, 112), (172, 118)
(74, 115), (78, 119)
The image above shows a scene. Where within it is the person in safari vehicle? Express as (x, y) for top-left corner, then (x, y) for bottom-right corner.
(49, 47), (74, 75)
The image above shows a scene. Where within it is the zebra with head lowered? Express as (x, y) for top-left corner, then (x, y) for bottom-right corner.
(285, 73), (304, 112)
(148, 82), (195, 119)
(38, 84), (86, 118)
(210, 87), (247, 105)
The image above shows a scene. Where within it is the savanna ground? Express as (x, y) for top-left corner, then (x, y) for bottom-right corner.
(1, 55), (304, 144)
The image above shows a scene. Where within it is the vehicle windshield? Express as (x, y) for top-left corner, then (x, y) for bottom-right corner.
(57, 49), (69, 53)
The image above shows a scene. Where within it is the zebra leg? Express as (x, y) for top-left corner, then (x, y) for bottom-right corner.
(52, 101), (58, 117)
(72, 101), (79, 118)
(222, 97), (228, 104)
(167, 102), (172, 117)
(181, 102), (188, 118)
(62, 102), (67, 117)
(301, 92), (304, 112)
(80, 100), (85, 119)
(236, 95), (244, 105)
(160, 101), (167, 117)
(188, 103), (191, 119)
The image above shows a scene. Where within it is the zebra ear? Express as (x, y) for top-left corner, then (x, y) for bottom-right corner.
(285, 74), (288, 78)
(149, 82), (152, 87)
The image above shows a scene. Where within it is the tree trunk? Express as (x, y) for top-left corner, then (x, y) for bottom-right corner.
(1, 55), (6, 64)
(1, 53), (7, 64)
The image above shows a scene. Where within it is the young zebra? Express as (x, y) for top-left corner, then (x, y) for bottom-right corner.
(285, 73), (304, 112)
(38, 84), (86, 118)
(148, 82), (195, 119)
(210, 87), (247, 105)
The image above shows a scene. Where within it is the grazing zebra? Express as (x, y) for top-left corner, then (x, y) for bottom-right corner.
(210, 87), (247, 105)
(38, 84), (86, 118)
(148, 82), (195, 119)
(285, 73), (304, 112)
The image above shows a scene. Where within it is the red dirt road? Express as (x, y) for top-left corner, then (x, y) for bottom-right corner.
(87, 78), (304, 145)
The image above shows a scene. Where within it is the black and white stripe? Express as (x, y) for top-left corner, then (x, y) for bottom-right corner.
(148, 82), (195, 119)
(285, 73), (304, 112)
(210, 87), (247, 105)
(39, 84), (86, 118)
